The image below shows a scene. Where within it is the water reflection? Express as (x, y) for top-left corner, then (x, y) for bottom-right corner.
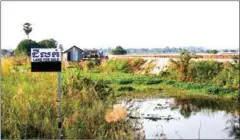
(225, 111), (240, 139)
(174, 97), (239, 113)
(178, 103), (193, 118)
(120, 97), (239, 139)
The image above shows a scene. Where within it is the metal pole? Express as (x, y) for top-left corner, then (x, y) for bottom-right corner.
(57, 72), (62, 139)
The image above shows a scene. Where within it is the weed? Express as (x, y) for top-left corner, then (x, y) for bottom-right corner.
(118, 86), (136, 91)
(145, 79), (163, 85)
(118, 79), (133, 85)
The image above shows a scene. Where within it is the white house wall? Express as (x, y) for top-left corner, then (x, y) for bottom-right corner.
(63, 53), (67, 61)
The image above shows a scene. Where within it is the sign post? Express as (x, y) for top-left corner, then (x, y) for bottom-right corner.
(57, 72), (62, 139)
(31, 48), (62, 139)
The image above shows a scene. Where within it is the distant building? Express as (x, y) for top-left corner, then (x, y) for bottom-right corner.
(83, 49), (100, 58)
(1, 49), (14, 57)
(63, 45), (84, 61)
(98, 50), (105, 57)
(63, 46), (108, 62)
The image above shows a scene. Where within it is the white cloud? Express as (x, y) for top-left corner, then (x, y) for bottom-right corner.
(2, 1), (239, 49)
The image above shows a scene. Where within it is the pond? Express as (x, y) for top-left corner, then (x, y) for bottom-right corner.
(118, 97), (240, 139)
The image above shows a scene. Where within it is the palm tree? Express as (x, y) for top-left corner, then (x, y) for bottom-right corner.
(23, 22), (32, 39)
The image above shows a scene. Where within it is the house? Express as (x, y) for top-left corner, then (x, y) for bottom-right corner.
(63, 45), (84, 62)
(1, 49), (14, 57)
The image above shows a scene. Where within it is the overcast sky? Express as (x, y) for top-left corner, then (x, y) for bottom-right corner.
(2, 1), (239, 50)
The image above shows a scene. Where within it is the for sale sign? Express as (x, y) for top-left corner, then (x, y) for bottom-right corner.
(31, 48), (62, 72)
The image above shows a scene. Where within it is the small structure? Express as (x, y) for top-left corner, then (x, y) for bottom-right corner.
(1, 49), (14, 57)
(63, 45), (84, 62)
(83, 49), (100, 58)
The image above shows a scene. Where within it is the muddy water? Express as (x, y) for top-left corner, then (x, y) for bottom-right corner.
(119, 98), (239, 139)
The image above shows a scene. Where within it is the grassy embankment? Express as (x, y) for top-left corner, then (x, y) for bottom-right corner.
(66, 55), (239, 101)
(69, 69), (238, 100)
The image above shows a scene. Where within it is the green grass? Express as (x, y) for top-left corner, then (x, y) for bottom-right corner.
(9, 66), (239, 100)
(69, 69), (238, 99)
(20, 66), (238, 98)
(2, 70), (134, 139)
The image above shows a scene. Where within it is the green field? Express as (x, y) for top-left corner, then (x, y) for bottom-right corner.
(1, 55), (239, 139)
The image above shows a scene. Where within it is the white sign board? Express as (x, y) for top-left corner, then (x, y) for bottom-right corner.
(31, 48), (61, 62)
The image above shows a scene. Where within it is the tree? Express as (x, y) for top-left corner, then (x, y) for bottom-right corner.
(207, 49), (218, 54)
(15, 39), (58, 56)
(111, 46), (127, 55)
(229, 49), (237, 53)
(23, 23), (32, 39)
(15, 39), (39, 56)
(38, 39), (58, 48)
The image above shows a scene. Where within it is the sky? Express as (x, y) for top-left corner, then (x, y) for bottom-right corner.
(1, 1), (239, 50)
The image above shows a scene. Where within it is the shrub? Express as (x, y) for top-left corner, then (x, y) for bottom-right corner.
(100, 59), (130, 72)
(118, 79), (133, 85)
(79, 59), (100, 71)
(100, 80), (111, 84)
(66, 62), (83, 70)
(118, 86), (135, 91)
(162, 56), (239, 91)
(188, 61), (223, 83)
(185, 83), (206, 89)
(131, 58), (146, 72)
(145, 79), (163, 85)
(164, 80), (176, 85)
(87, 59), (100, 70)
(207, 86), (222, 94)
(206, 86), (233, 95)
(98, 58), (146, 73)
(13, 55), (29, 66)
(214, 61), (239, 89)
(164, 50), (194, 81)
(133, 78), (145, 84)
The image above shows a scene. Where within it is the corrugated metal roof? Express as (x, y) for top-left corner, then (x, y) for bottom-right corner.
(63, 45), (84, 53)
